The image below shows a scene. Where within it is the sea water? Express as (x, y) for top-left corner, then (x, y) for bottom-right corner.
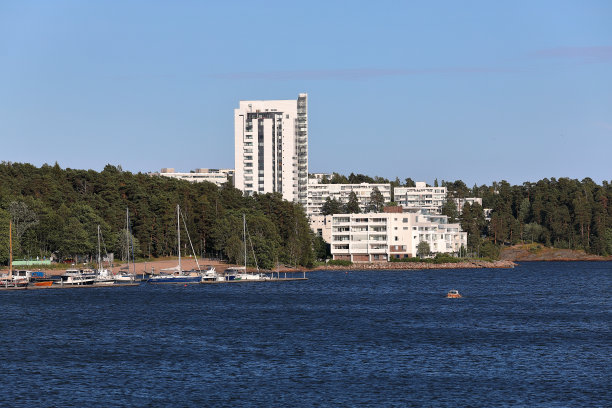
(1, 261), (610, 407)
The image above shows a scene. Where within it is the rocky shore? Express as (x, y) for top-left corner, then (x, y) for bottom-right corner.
(313, 260), (517, 271)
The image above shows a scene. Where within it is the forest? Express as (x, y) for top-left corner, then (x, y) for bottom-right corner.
(1, 163), (611, 267)
(0, 162), (317, 269)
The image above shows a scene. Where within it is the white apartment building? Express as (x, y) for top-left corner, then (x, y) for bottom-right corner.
(234, 94), (308, 205)
(331, 209), (466, 262)
(394, 182), (447, 214)
(153, 168), (234, 187)
(307, 178), (391, 216)
(453, 197), (483, 214)
(309, 173), (333, 182)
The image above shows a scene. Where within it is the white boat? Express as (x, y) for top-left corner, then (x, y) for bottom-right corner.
(114, 209), (136, 282)
(231, 214), (269, 281)
(58, 272), (95, 285)
(200, 266), (223, 282)
(94, 226), (116, 285)
(148, 204), (204, 284)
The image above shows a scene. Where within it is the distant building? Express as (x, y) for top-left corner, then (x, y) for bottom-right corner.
(307, 178), (391, 217)
(394, 182), (447, 214)
(309, 172), (333, 182)
(453, 197), (483, 214)
(234, 94), (308, 205)
(152, 168), (234, 187)
(330, 208), (466, 262)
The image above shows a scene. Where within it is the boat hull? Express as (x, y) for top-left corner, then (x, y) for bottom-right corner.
(147, 276), (202, 284)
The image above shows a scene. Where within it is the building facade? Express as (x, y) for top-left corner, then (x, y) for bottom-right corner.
(453, 197), (483, 214)
(394, 182), (447, 214)
(330, 209), (466, 262)
(153, 168), (234, 186)
(309, 214), (333, 243)
(234, 94), (308, 205)
(307, 178), (391, 216)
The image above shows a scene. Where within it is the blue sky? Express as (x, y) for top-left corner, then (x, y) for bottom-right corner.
(1, 0), (610, 186)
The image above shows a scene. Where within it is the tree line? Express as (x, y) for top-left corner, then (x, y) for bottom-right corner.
(0, 162), (316, 269)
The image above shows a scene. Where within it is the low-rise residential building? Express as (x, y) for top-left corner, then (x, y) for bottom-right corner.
(330, 208), (466, 262)
(453, 197), (483, 214)
(309, 173), (333, 182)
(307, 178), (391, 216)
(152, 168), (234, 186)
(394, 182), (447, 214)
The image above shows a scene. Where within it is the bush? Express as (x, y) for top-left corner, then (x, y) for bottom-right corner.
(432, 253), (462, 264)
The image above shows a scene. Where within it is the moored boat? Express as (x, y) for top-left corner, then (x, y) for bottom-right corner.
(147, 204), (205, 284)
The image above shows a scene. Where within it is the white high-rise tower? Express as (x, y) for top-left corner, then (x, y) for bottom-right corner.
(234, 93), (308, 205)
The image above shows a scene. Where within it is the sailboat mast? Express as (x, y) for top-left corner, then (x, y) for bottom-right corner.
(97, 225), (101, 271)
(126, 208), (130, 272)
(177, 204), (181, 272)
(9, 221), (12, 278)
(243, 213), (246, 270)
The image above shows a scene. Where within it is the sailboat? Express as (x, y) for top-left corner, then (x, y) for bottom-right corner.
(94, 225), (115, 285)
(147, 204), (204, 284)
(114, 208), (136, 282)
(1, 221), (27, 287)
(228, 214), (268, 281)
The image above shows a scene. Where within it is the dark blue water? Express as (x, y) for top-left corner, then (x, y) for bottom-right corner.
(1, 262), (610, 407)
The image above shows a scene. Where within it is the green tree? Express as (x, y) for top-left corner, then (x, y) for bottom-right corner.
(367, 187), (385, 212)
(312, 235), (330, 260)
(417, 241), (431, 258)
(604, 228), (612, 255)
(320, 198), (343, 215)
(441, 199), (459, 223)
(404, 178), (416, 187)
(0, 209), (10, 264)
(344, 191), (361, 214)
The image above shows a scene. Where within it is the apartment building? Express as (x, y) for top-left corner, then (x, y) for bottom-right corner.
(330, 209), (466, 262)
(234, 94), (308, 205)
(307, 178), (391, 216)
(394, 182), (447, 214)
(309, 173), (333, 182)
(153, 168), (234, 187)
(453, 197), (483, 214)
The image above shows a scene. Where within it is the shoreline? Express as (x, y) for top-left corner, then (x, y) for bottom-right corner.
(310, 260), (517, 271)
(3, 256), (609, 275)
